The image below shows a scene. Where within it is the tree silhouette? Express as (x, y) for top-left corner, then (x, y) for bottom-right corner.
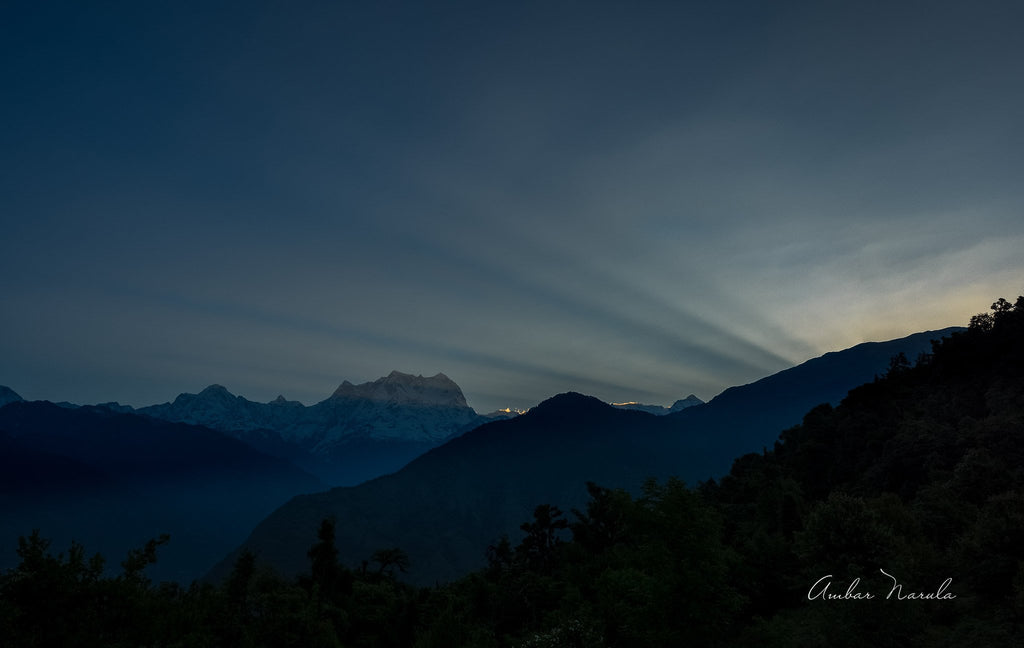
(371, 547), (410, 578)
(517, 504), (569, 573)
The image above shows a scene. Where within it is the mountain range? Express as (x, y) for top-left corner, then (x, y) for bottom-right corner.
(211, 327), (960, 585)
(0, 327), (961, 585)
(128, 371), (489, 486)
(0, 371), (515, 582)
(4, 303), (1019, 646)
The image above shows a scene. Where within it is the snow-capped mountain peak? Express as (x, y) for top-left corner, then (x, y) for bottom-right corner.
(330, 371), (469, 408)
(134, 372), (486, 484)
(197, 384), (234, 399)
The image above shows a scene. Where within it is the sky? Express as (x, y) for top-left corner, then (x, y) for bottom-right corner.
(2, 0), (1023, 414)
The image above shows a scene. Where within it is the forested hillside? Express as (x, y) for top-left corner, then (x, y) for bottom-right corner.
(2, 297), (1021, 647)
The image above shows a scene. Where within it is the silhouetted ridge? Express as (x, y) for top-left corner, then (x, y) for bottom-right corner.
(0, 385), (24, 408)
(673, 328), (962, 419)
(525, 392), (614, 419)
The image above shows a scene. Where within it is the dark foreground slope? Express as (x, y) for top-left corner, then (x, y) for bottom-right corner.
(0, 403), (322, 583)
(683, 297), (1024, 645)
(420, 296), (1024, 647)
(214, 329), (955, 585)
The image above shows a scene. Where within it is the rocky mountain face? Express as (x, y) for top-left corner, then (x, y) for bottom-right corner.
(331, 370), (469, 408)
(136, 371), (487, 486)
(311, 371), (480, 446)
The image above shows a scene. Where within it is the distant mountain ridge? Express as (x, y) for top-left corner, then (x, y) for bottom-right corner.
(611, 394), (704, 415)
(138, 371), (481, 442)
(0, 373), (497, 488)
(134, 371), (488, 486)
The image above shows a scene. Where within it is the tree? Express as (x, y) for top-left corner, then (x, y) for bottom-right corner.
(308, 518), (345, 596)
(1, 531), (106, 646)
(120, 533), (170, 587)
(570, 482), (636, 554)
(371, 547), (411, 578)
(886, 351), (911, 376)
(517, 504), (569, 573)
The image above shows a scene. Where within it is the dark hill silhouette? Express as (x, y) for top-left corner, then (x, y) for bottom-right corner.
(0, 429), (110, 494)
(0, 385), (23, 408)
(210, 392), (683, 584)
(212, 329), (959, 585)
(0, 401), (323, 583)
(666, 327), (962, 480)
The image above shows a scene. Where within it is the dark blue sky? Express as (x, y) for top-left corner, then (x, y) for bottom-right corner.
(3, 1), (1023, 413)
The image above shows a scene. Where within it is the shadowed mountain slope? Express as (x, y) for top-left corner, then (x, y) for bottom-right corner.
(0, 402), (323, 583)
(667, 327), (963, 480)
(212, 393), (683, 584)
(0, 385), (23, 408)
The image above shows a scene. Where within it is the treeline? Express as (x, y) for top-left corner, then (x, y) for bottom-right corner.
(2, 297), (1023, 647)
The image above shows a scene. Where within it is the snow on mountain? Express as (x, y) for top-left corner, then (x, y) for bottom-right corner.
(129, 373), (489, 486)
(483, 407), (527, 420)
(140, 384), (299, 432)
(138, 372), (487, 469)
(310, 372), (482, 447)
(610, 394), (704, 415)
(331, 371), (469, 408)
